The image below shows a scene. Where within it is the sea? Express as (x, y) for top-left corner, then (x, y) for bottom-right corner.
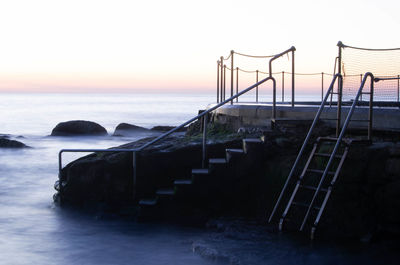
(0, 92), (398, 265)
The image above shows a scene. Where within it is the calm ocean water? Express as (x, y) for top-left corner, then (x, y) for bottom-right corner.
(0, 92), (396, 265)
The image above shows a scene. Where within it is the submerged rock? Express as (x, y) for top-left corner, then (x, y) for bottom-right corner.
(51, 120), (108, 136)
(113, 123), (150, 136)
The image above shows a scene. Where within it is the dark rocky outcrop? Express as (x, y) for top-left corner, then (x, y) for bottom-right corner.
(113, 123), (150, 136)
(51, 120), (108, 136)
(56, 134), (243, 208)
(0, 137), (29, 148)
(54, 120), (400, 239)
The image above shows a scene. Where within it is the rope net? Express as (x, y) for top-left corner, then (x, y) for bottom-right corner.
(341, 45), (400, 102)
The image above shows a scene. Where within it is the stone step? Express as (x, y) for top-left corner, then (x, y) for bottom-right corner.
(225, 148), (244, 162)
(242, 138), (264, 153)
(209, 158), (227, 164)
(156, 188), (175, 196)
(139, 198), (158, 206)
(192, 168), (210, 175)
(174, 179), (193, 185)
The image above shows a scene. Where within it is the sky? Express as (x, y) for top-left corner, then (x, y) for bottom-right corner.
(0, 0), (399, 93)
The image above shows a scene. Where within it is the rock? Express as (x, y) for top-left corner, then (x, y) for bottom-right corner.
(0, 134), (11, 139)
(150, 125), (186, 132)
(0, 138), (29, 148)
(113, 123), (149, 136)
(375, 180), (400, 224)
(56, 135), (242, 210)
(51, 120), (108, 136)
(385, 158), (400, 181)
(389, 144), (400, 156)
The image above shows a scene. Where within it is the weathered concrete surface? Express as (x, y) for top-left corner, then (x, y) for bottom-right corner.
(211, 104), (400, 132)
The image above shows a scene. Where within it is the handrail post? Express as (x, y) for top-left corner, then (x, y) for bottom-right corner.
(223, 65), (226, 101)
(133, 151), (137, 200)
(336, 75), (343, 137)
(230, 50), (234, 104)
(220, 56), (224, 103)
(282, 71), (285, 102)
(202, 113), (208, 168)
(368, 77), (374, 140)
(272, 77), (276, 119)
(321, 72), (324, 102)
(58, 151), (63, 204)
(217, 60), (220, 103)
(360, 74), (363, 101)
(256, 70), (259, 103)
(291, 49), (295, 107)
(336, 42), (343, 137)
(236, 67), (239, 103)
(398, 75), (399, 103)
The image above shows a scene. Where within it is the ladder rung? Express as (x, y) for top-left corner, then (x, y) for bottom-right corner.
(314, 152), (342, 159)
(318, 137), (353, 145)
(320, 118), (337, 121)
(350, 119), (370, 122)
(318, 137), (338, 142)
(292, 201), (321, 210)
(300, 184), (328, 192)
(307, 169), (336, 175)
(361, 92), (371, 94)
(330, 92), (339, 95)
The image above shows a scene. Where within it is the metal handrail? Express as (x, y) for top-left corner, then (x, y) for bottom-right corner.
(300, 72), (375, 230)
(268, 73), (343, 222)
(58, 47), (297, 202)
(58, 75), (277, 201)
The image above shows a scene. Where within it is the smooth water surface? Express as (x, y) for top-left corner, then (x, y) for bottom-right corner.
(0, 93), (398, 265)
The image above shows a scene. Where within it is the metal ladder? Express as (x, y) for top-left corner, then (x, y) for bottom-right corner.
(278, 136), (351, 239)
(269, 72), (376, 239)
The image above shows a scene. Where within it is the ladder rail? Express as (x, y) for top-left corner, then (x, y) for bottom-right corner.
(268, 73), (343, 222)
(312, 146), (349, 229)
(279, 142), (319, 225)
(299, 72), (375, 231)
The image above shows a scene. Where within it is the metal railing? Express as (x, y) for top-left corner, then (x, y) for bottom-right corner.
(58, 47), (295, 202)
(217, 47), (296, 105)
(268, 72), (375, 223)
(300, 72), (375, 230)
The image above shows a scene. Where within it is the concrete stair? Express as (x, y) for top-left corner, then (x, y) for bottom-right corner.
(137, 137), (265, 222)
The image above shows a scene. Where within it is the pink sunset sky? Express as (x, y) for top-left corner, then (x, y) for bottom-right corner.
(0, 0), (399, 93)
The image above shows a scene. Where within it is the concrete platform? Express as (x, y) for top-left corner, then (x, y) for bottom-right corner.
(209, 103), (400, 132)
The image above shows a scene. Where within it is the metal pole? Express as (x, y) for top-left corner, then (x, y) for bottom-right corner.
(217, 61), (220, 103)
(202, 114), (208, 168)
(223, 65), (226, 101)
(336, 42), (343, 137)
(282, 71), (285, 102)
(398, 75), (399, 103)
(360, 74), (363, 101)
(224, 65), (227, 101)
(220, 56), (224, 103)
(321, 72), (324, 102)
(368, 76), (374, 140)
(230, 50), (234, 105)
(256, 70), (259, 103)
(272, 78), (276, 119)
(133, 151), (137, 200)
(291, 50), (295, 107)
(236, 67), (239, 103)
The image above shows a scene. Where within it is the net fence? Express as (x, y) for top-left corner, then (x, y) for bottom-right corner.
(341, 45), (400, 102)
